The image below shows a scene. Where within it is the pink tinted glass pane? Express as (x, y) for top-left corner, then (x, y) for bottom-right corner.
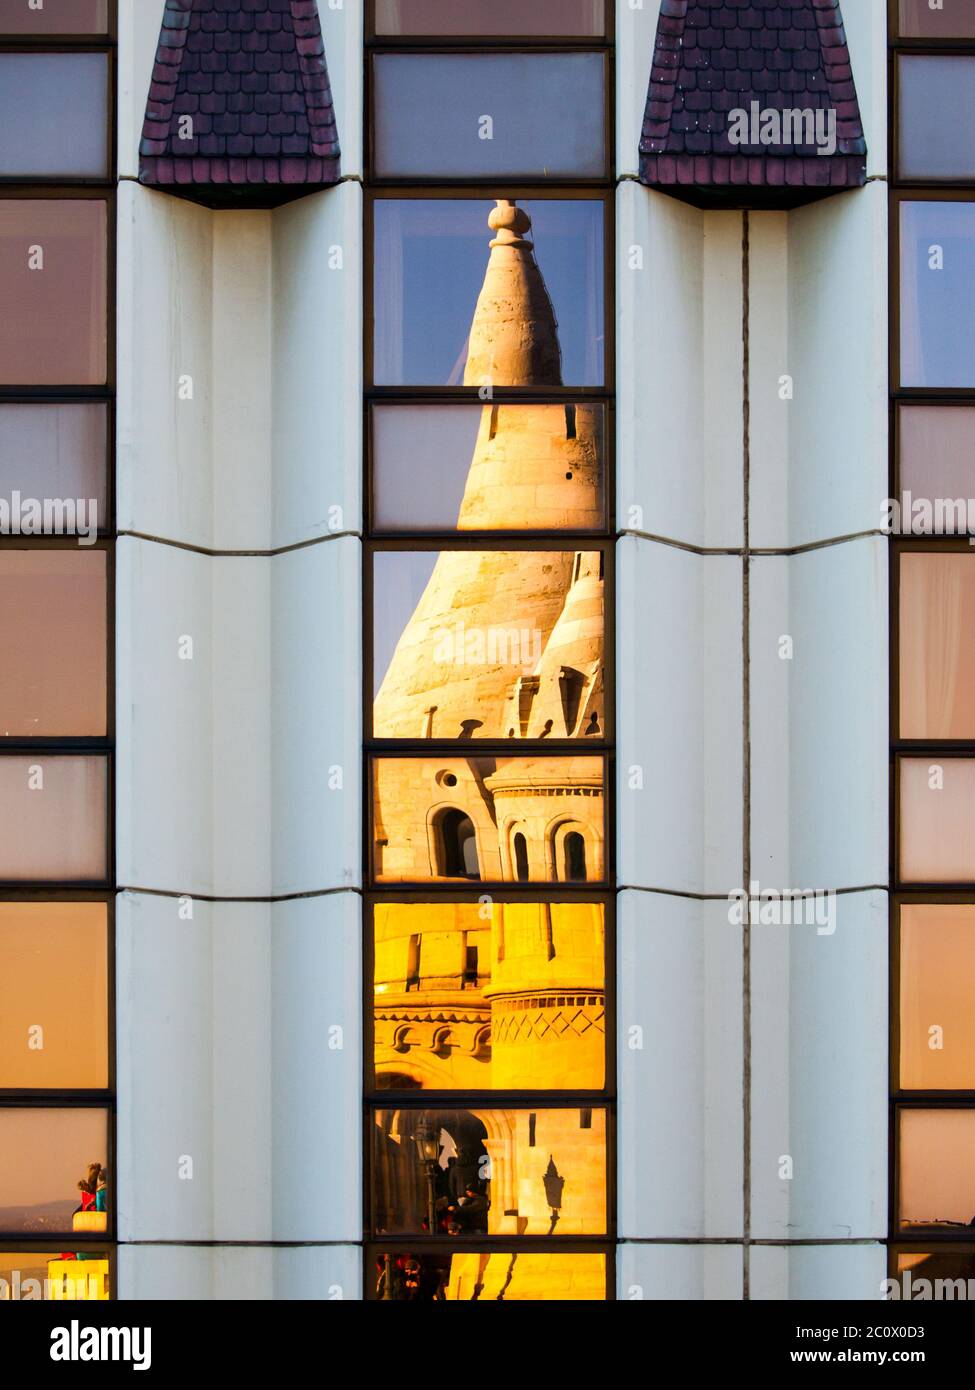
(899, 757), (975, 883)
(0, 755), (107, 881)
(899, 406), (975, 526)
(0, 550), (107, 736)
(899, 553), (975, 739)
(900, 0), (975, 37)
(374, 0), (604, 36)
(0, 201), (107, 386)
(899, 1109), (975, 1230)
(0, 0), (108, 35)
(0, 1108), (108, 1235)
(900, 905), (975, 1090)
(0, 403), (108, 523)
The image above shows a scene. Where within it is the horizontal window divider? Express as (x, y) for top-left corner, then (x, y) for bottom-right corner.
(0, 1094), (114, 1108)
(366, 1095), (613, 1110)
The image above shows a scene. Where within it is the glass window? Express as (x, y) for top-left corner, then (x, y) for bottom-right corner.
(0, 1107), (109, 1236)
(899, 0), (975, 38)
(372, 549), (605, 740)
(373, 54), (606, 180)
(371, 403), (605, 532)
(899, 552), (975, 739)
(899, 757), (975, 883)
(0, 403), (109, 530)
(371, 1248), (605, 1300)
(373, 0), (605, 38)
(373, 900), (605, 1090)
(0, 54), (109, 178)
(898, 1109), (975, 1233)
(371, 1106), (607, 1236)
(0, 755), (108, 882)
(0, 1250), (110, 1301)
(898, 406), (975, 532)
(0, 902), (108, 1089)
(372, 198), (605, 387)
(372, 756), (606, 884)
(900, 201), (975, 389)
(0, 200), (108, 386)
(900, 905), (975, 1090)
(0, 549), (107, 737)
(899, 58), (975, 181)
(0, 0), (108, 35)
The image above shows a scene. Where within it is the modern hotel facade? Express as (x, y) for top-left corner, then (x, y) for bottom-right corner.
(2, 0), (973, 1303)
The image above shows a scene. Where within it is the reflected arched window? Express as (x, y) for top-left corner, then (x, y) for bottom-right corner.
(440, 809), (480, 879)
(513, 831), (530, 882)
(564, 831), (587, 882)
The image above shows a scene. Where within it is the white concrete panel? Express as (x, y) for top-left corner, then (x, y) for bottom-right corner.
(616, 0), (659, 180)
(116, 539), (272, 898)
(618, 184), (744, 550)
(117, 185), (215, 550)
(116, 891), (360, 1244)
(270, 895), (362, 1242)
(750, 538), (888, 891)
(747, 192), (887, 554)
(320, 0), (362, 180)
(619, 892), (744, 1239)
(272, 538), (361, 895)
(750, 1244), (888, 1302)
(618, 1244), (743, 1301)
(750, 890), (888, 1242)
(842, 0), (887, 182)
(272, 183), (363, 550)
(117, 1244), (361, 1301)
(117, 0), (168, 183)
(617, 537), (743, 895)
(749, 189), (888, 549)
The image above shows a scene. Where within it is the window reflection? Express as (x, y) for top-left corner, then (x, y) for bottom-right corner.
(0, 755), (109, 883)
(373, 54), (606, 180)
(0, 0), (107, 35)
(0, 403), (108, 527)
(899, 1109), (975, 1233)
(371, 403), (605, 533)
(372, 198), (604, 387)
(372, 1106), (607, 1236)
(372, 756), (605, 884)
(898, 406), (975, 532)
(372, 1248), (605, 1300)
(899, 0), (975, 38)
(373, 550), (605, 741)
(899, 553), (975, 740)
(0, 55), (108, 178)
(0, 1251), (109, 1301)
(0, 1108), (108, 1236)
(373, 901), (605, 1090)
(373, 0), (605, 37)
(0, 550), (107, 737)
(0, 201), (108, 386)
(900, 202), (975, 389)
(0, 902), (109, 1089)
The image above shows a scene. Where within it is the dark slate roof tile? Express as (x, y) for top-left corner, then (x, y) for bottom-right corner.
(140, 0), (339, 194)
(640, 0), (866, 197)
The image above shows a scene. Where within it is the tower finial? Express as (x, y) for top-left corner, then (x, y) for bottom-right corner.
(464, 198), (562, 388)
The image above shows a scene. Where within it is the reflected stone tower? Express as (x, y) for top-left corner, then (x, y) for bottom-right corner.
(373, 199), (605, 888)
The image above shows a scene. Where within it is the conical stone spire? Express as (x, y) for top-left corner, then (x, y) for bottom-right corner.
(464, 201), (562, 388)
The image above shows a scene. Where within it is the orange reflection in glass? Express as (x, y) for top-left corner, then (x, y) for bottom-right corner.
(372, 756), (605, 884)
(374, 901), (605, 1090)
(900, 554), (975, 738)
(0, 902), (108, 1088)
(901, 905), (975, 1090)
(0, 1108), (108, 1235)
(0, 1252), (109, 1301)
(372, 1249), (605, 1300)
(899, 1109), (975, 1232)
(899, 758), (975, 883)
